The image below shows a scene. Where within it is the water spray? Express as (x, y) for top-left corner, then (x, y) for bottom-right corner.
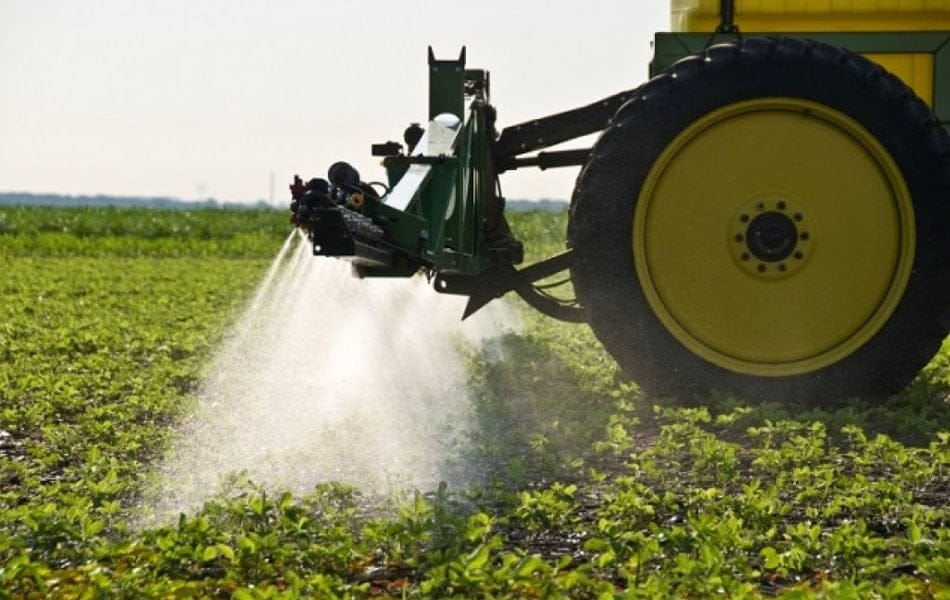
(150, 231), (518, 519)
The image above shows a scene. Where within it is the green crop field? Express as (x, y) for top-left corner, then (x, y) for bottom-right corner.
(0, 206), (947, 598)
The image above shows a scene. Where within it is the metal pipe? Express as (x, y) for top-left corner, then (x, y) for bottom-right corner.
(499, 148), (591, 172)
(719, 0), (737, 33)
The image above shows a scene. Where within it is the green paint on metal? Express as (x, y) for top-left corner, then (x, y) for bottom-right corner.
(935, 39), (950, 130)
(428, 47), (466, 120)
(355, 51), (494, 278)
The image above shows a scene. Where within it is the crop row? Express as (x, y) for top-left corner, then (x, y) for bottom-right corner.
(0, 206), (289, 240)
(0, 207), (290, 259)
(0, 206), (947, 597)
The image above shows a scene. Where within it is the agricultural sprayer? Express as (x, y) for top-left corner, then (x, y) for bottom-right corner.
(290, 0), (950, 402)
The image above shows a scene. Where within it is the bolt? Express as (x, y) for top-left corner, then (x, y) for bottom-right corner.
(794, 213), (803, 222)
(740, 214), (750, 223)
(777, 201), (787, 210)
(758, 264), (767, 273)
(741, 252), (750, 261)
(735, 234), (744, 243)
(800, 231), (810, 241)
(779, 264), (787, 272)
(756, 202), (765, 210)
(794, 251), (804, 260)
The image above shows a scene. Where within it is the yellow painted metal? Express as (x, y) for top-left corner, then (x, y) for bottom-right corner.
(865, 52), (935, 106)
(672, 0), (950, 33)
(633, 98), (916, 376)
(670, 0), (949, 107)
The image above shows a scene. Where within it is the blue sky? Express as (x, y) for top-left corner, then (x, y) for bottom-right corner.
(0, 1), (668, 204)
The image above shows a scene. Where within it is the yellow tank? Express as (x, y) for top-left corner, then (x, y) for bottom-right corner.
(672, 0), (950, 33)
(670, 0), (950, 106)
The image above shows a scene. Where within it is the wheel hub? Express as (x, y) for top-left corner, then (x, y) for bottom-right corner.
(729, 196), (812, 279)
(747, 211), (796, 261)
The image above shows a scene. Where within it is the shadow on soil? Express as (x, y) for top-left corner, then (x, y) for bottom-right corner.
(449, 332), (627, 490)
(457, 327), (949, 492)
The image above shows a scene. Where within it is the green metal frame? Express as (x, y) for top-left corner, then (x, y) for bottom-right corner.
(357, 50), (495, 278)
(651, 31), (950, 131)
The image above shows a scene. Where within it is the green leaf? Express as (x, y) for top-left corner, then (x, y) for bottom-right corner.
(237, 536), (257, 554)
(201, 545), (219, 562)
(466, 543), (491, 571)
(215, 544), (235, 562)
(516, 555), (546, 578)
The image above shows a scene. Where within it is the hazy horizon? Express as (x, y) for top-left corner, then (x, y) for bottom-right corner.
(0, 191), (571, 215)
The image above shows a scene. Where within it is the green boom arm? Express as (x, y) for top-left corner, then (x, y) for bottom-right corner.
(289, 48), (585, 321)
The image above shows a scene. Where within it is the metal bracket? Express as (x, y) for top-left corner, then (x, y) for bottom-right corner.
(492, 89), (637, 160)
(433, 250), (587, 322)
(383, 154), (452, 168)
(496, 148), (592, 173)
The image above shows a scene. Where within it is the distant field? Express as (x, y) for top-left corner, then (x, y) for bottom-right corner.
(0, 205), (290, 257)
(0, 206), (947, 598)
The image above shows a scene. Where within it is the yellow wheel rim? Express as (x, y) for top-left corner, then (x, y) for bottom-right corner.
(633, 98), (915, 377)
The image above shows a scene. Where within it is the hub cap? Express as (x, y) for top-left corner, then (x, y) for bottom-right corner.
(729, 196), (813, 280)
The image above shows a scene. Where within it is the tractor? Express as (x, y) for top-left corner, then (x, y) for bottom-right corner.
(290, 0), (950, 402)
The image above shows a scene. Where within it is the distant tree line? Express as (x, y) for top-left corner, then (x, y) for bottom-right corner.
(0, 192), (272, 211)
(0, 192), (568, 212)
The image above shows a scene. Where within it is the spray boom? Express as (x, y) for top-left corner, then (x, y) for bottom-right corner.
(289, 47), (588, 322)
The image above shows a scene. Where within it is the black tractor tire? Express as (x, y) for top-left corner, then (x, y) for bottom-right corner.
(568, 37), (950, 402)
